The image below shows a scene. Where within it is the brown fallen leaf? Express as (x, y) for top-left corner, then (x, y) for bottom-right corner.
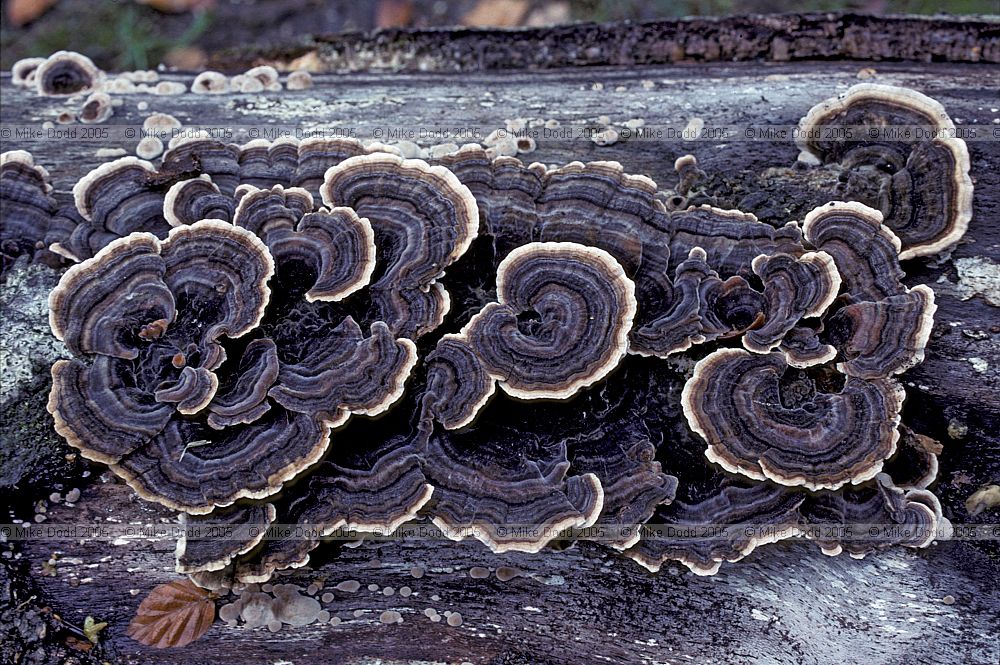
(375, 0), (414, 29)
(127, 579), (215, 649)
(6, 0), (59, 27)
(64, 636), (93, 653)
(461, 0), (529, 28)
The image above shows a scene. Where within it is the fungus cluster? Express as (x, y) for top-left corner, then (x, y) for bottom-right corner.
(0, 150), (76, 271)
(796, 84), (972, 260)
(30, 83), (967, 581)
(11, 51), (311, 99)
(27, 51), (103, 96)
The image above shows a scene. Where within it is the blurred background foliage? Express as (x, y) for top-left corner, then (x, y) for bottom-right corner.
(2, 0), (996, 71)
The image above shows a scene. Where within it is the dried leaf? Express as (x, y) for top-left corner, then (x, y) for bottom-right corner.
(461, 0), (529, 27)
(6, 0), (58, 27)
(83, 616), (108, 644)
(64, 636), (93, 652)
(127, 580), (215, 649)
(375, 0), (414, 29)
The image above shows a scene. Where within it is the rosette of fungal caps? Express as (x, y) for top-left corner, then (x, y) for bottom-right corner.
(40, 84), (963, 584)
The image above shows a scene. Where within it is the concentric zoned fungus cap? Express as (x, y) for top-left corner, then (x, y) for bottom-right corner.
(824, 285), (936, 379)
(778, 322), (838, 368)
(112, 407), (328, 513)
(256, 207), (376, 303)
(231, 183), (314, 238)
(801, 474), (948, 557)
(238, 138), (300, 188)
(293, 138), (398, 198)
(164, 176), (236, 227)
(11, 57), (47, 87)
(191, 71), (229, 95)
(34, 51), (102, 96)
(48, 205), (113, 264)
(72, 157), (176, 239)
(570, 439), (678, 550)
(162, 137), (242, 196)
(682, 348), (904, 491)
(176, 503), (276, 574)
(743, 251), (841, 353)
(532, 160), (665, 288)
(79, 92), (113, 124)
(320, 153), (479, 339)
(801, 201), (904, 300)
(421, 243), (638, 423)
(776, 201), (938, 375)
(206, 339), (279, 430)
(44, 221), (345, 514)
(696, 272), (766, 341)
(456, 242), (636, 403)
(424, 426), (605, 553)
(626, 482), (804, 575)
(629, 247), (716, 357)
(420, 335), (495, 431)
(1, 150), (62, 272)
(796, 84), (972, 259)
(267, 317), (417, 428)
(438, 149), (682, 347)
(667, 206), (804, 277)
(233, 449), (433, 583)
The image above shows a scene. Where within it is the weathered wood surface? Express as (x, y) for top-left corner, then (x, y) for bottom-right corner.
(212, 12), (1000, 71)
(16, 482), (1000, 665)
(2, 55), (1000, 665)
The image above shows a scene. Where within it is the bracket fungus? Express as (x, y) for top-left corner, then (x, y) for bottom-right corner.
(449, 241), (636, 403)
(33, 50), (103, 96)
(683, 349), (904, 490)
(11, 57), (47, 88)
(796, 84), (972, 259)
(801, 201), (904, 301)
(177, 503), (276, 574)
(778, 201), (938, 377)
(742, 251), (840, 354)
(801, 474), (949, 557)
(824, 285), (936, 379)
(45, 221), (334, 512)
(164, 175), (235, 228)
(1, 150), (65, 273)
(79, 92), (113, 124)
(320, 153), (479, 339)
(36, 82), (969, 583)
(72, 157), (176, 240)
(191, 71), (230, 95)
(627, 483), (805, 575)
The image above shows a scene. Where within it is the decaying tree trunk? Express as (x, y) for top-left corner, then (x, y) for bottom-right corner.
(1, 14), (998, 665)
